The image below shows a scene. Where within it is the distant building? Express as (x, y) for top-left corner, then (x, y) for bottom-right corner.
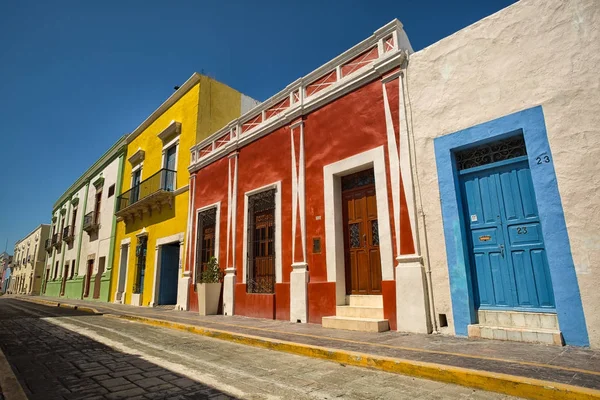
(0, 252), (12, 293)
(11, 225), (50, 295)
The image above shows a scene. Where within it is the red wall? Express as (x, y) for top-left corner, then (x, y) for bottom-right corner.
(190, 75), (415, 327)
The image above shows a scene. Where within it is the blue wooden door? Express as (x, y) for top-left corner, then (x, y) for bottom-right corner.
(158, 243), (179, 305)
(460, 158), (555, 311)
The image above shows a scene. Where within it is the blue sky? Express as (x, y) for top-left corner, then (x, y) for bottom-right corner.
(0, 0), (515, 252)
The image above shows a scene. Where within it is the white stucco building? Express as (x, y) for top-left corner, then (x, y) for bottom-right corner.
(43, 135), (127, 301)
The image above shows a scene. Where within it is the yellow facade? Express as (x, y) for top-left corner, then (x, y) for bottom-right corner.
(110, 74), (251, 307)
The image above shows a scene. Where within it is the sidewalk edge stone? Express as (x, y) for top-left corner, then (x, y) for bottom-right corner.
(0, 345), (28, 400)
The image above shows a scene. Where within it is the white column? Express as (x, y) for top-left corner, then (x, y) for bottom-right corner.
(223, 267), (236, 316)
(290, 121), (308, 323)
(223, 153), (238, 315)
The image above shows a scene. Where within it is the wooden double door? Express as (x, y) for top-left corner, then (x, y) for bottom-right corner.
(342, 171), (382, 295)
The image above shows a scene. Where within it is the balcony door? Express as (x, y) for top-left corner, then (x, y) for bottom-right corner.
(131, 169), (141, 203)
(163, 145), (176, 191)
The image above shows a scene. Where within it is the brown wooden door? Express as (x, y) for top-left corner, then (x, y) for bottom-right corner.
(342, 186), (381, 295)
(60, 264), (69, 296)
(84, 260), (93, 297)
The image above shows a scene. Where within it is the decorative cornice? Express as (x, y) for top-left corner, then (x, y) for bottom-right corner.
(157, 121), (181, 143)
(127, 74), (201, 143)
(128, 149), (145, 166)
(189, 20), (411, 173)
(52, 135), (127, 211)
(92, 175), (105, 189)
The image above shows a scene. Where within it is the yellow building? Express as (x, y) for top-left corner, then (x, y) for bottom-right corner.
(110, 73), (258, 308)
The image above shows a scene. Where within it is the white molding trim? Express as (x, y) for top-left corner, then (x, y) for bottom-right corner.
(189, 21), (411, 173)
(128, 74), (200, 143)
(382, 80), (402, 259)
(157, 120), (181, 143)
(128, 149), (145, 166)
(291, 122), (306, 264)
(242, 181), (282, 284)
(114, 239), (131, 303)
(226, 154), (239, 270)
(194, 202), (221, 284)
(323, 146), (394, 305)
(151, 232), (185, 307)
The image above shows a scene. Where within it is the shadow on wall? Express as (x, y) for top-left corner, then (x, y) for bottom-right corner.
(0, 299), (238, 399)
(124, 206), (176, 235)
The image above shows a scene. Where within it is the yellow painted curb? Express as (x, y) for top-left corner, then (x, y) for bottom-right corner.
(15, 297), (600, 400)
(111, 313), (600, 400)
(15, 297), (100, 315)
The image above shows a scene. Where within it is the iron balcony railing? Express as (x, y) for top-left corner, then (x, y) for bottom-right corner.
(45, 238), (53, 252)
(117, 168), (176, 212)
(52, 232), (62, 247)
(63, 225), (74, 242)
(83, 211), (100, 232)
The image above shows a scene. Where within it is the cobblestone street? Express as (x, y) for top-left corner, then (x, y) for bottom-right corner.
(0, 298), (517, 399)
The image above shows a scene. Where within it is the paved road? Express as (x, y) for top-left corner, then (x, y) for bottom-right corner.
(0, 298), (517, 400)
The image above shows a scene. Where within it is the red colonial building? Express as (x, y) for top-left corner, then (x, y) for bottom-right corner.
(185, 20), (431, 333)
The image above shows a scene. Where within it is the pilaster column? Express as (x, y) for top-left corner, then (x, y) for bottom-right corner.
(223, 152), (239, 315)
(290, 120), (308, 323)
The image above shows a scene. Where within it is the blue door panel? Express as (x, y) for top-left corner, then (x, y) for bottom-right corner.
(498, 171), (521, 222)
(473, 253), (494, 306)
(158, 244), (179, 305)
(461, 160), (555, 311)
(531, 249), (555, 307)
(516, 168), (538, 219)
(511, 250), (537, 307)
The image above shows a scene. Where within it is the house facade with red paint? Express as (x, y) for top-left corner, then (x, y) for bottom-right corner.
(185, 20), (427, 333)
(184, 0), (600, 348)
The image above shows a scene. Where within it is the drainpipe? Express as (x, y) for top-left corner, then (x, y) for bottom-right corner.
(400, 56), (439, 334)
(106, 151), (126, 302)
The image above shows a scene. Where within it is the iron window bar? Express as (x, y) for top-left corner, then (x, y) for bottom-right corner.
(195, 207), (217, 287)
(133, 236), (148, 294)
(117, 168), (177, 212)
(455, 134), (527, 171)
(246, 189), (276, 294)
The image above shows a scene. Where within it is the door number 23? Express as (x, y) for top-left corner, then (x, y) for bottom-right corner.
(516, 227), (528, 234)
(536, 155), (550, 164)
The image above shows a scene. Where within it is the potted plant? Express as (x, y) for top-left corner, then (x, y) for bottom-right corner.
(196, 257), (223, 316)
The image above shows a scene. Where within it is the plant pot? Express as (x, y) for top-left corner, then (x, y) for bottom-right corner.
(196, 282), (222, 316)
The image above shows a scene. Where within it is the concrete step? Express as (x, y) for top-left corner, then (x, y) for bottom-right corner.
(345, 295), (383, 308)
(468, 324), (563, 346)
(336, 305), (384, 319)
(478, 310), (559, 330)
(322, 316), (389, 332)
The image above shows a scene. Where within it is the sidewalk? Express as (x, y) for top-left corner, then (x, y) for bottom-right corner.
(18, 295), (600, 400)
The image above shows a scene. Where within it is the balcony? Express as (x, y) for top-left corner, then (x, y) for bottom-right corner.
(116, 168), (176, 222)
(83, 211), (100, 234)
(63, 225), (75, 244)
(45, 238), (53, 253)
(52, 232), (62, 250)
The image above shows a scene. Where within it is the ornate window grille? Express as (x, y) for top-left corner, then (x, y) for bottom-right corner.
(246, 189), (276, 294)
(455, 134), (527, 171)
(133, 236), (147, 294)
(195, 207), (217, 287)
(341, 168), (375, 191)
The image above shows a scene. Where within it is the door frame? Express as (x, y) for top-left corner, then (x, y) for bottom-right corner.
(150, 232), (184, 307)
(434, 106), (588, 346)
(115, 238), (131, 303)
(323, 146), (393, 306)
